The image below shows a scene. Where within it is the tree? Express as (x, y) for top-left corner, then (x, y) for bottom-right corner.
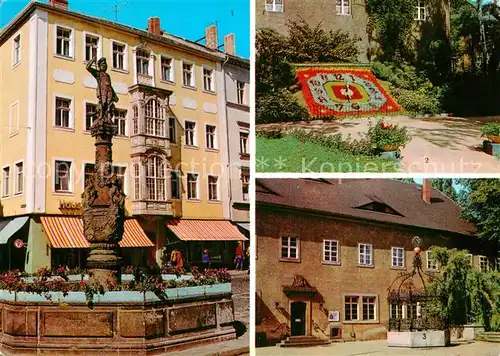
(456, 179), (500, 246)
(431, 178), (457, 201)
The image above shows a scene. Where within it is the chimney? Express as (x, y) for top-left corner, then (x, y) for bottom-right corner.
(224, 34), (236, 55)
(148, 17), (161, 36)
(422, 179), (431, 204)
(205, 25), (218, 50)
(49, 0), (68, 9)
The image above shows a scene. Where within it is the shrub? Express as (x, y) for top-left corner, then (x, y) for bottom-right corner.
(480, 122), (500, 137)
(367, 120), (412, 150)
(291, 129), (376, 156)
(256, 89), (309, 124)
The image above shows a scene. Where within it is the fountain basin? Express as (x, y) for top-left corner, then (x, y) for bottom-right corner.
(387, 330), (450, 347)
(0, 283), (235, 355)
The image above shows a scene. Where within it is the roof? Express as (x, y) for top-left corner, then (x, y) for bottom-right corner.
(0, 1), (249, 62)
(166, 219), (249, 241)
(256, 179), (476, 236)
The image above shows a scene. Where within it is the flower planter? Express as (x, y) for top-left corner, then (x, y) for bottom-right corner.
(382, 145), (400, 152)
(486, 135), (500, 144)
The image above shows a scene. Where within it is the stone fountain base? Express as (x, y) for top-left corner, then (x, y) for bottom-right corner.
(387, 330), (450, 348)
(0, 284), (235, 355)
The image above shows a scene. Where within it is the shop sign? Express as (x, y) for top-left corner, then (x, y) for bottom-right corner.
(59, 200), (83, 215)
(14, 239), (25, 249)
(328, 311), (340, 322)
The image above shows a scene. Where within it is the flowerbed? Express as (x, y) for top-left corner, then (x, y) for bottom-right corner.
(0, 267), (231, 308)
(296, 66), (401, 118)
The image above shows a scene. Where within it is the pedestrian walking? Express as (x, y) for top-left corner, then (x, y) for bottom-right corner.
(202, 249), (210, 271)
(235, 242), (244, 271)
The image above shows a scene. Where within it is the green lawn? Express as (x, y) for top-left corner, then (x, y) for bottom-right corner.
(256, 136), (399, 173)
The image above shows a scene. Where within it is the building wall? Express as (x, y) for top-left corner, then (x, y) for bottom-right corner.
(256, 207), (478, 343)
(255, 0), (370, 62)
(224, 63), (250, 223)
(0, 10), (226, 220)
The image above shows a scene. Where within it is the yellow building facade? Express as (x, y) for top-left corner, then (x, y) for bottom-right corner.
(0, 1), (248, 273)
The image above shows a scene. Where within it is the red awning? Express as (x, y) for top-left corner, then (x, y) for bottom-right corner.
(40, 216), (154, 248)
(166, 220), (248, 241)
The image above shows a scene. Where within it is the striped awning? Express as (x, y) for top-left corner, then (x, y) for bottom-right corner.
(166, 219), (248, 241)
(40, 216), (154, 248)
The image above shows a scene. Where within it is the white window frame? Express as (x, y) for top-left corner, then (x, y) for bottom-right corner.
(205, 124), (218, 150)
(14, 160), (24, 196)
(144, 99), (165, 137)
(168, 117), (177, 144)
(426, 250), (439, 271)
(12, 33), (21, 67)
(184, 120), (197, 147)
(53, 158), (74, 195)
(236, 80), (246, 105)
(343, 294), (378, 323)
(170, 169), (181, 200)
(202, 66), (216, 93)
(114, 107), (128, 137)
(82, 31), (102, 63)
(391, 247), (405, 268)
(239, 130), (249, 155)
(135, 48), (152, 77)
(53, 94), (75, 131)
(241, 170), (249, 202)
(323, 239), (340, 264)
(110, 39), (129, 72)
(132, 163), (141, 200)
(186, 172), (200, 200)
(265, 0), (284, 12)
(358, 243), (373, 266)
(479, 255), (489, 272)
(9, 100), (20, 137)
(181, 60), (196, 88)
(2, 165), (11, 198)
(54, 23), (75, 60)
(83, 100), (98, 132)
(208, 175), (219, 201)
(145, 156), (166, 202)
(280, 235), (299, 261)
(159, 54), (175, 83)
(415, 0), (427, 21)
(336, 0), (351, 16)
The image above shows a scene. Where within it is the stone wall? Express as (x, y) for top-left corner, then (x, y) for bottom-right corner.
(0, 286), (235, 354)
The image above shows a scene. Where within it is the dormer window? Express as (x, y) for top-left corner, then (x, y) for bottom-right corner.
(357, 202), (403, 216)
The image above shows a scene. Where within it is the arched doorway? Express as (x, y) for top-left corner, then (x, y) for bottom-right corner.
(290, 301), (306, 336)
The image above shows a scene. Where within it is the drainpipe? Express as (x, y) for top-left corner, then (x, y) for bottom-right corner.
(222, 55), (232, 221)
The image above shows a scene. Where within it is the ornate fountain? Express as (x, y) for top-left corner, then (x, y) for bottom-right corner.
(83, 56), (125, 285)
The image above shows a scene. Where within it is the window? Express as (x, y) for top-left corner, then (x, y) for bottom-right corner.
(13, 35), (21, 66)
(242, 173), (249, 201)
(345, 295), (377, 321)
(358, 243), (372, 266)
(390, 303), (403, 319)
(187, 173), (199, 200)
(265, 0), (283, 12)
(84, 34), (99, 62)
(208, 175), (219, 201)
(407, 304), (418, 320)
(344, 296), (358, 321)
(336, 0), (350, 15)
(132, 106), (138, 135)
(323, 240), (339, 264)
(415, 0), (426, 21)
(161, 56), (174, 82)
(133, 164), (140, 200)
(14, 162), (23, 195)
(281, 236), (299, 260)
(203, 68), (214, 92)
(182, 62), (194, 87)
(114, 109), (127, 136)
(206, 125), (216, 149)
(145, 99), (165, 137)
(2, 166), (10, 197)
(479, 256), (489, 272)
(56, 26), (72, 58)
(236, 80), (245, 104)
(112, 42), (126, 70)
(185, 121), (196, 146)
(240, 132), (249, 154)
(145, 156), (165, 201)
(136, 49), (150, 76)
(168, 117), (177, 143)
(391, 247), (404, 268)
(55, 160), (72, 192)
(85, 103), (97, 131)
(55, 97), (71, 128)
(362, 297), (376, 321)
(427, 250), (439, 271)
(171, 170), (180, 199)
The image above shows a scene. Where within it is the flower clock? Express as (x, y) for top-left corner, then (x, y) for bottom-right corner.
(297, 67), (401, 117)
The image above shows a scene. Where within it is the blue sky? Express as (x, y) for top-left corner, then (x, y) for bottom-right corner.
(0, 0), (250, 58)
